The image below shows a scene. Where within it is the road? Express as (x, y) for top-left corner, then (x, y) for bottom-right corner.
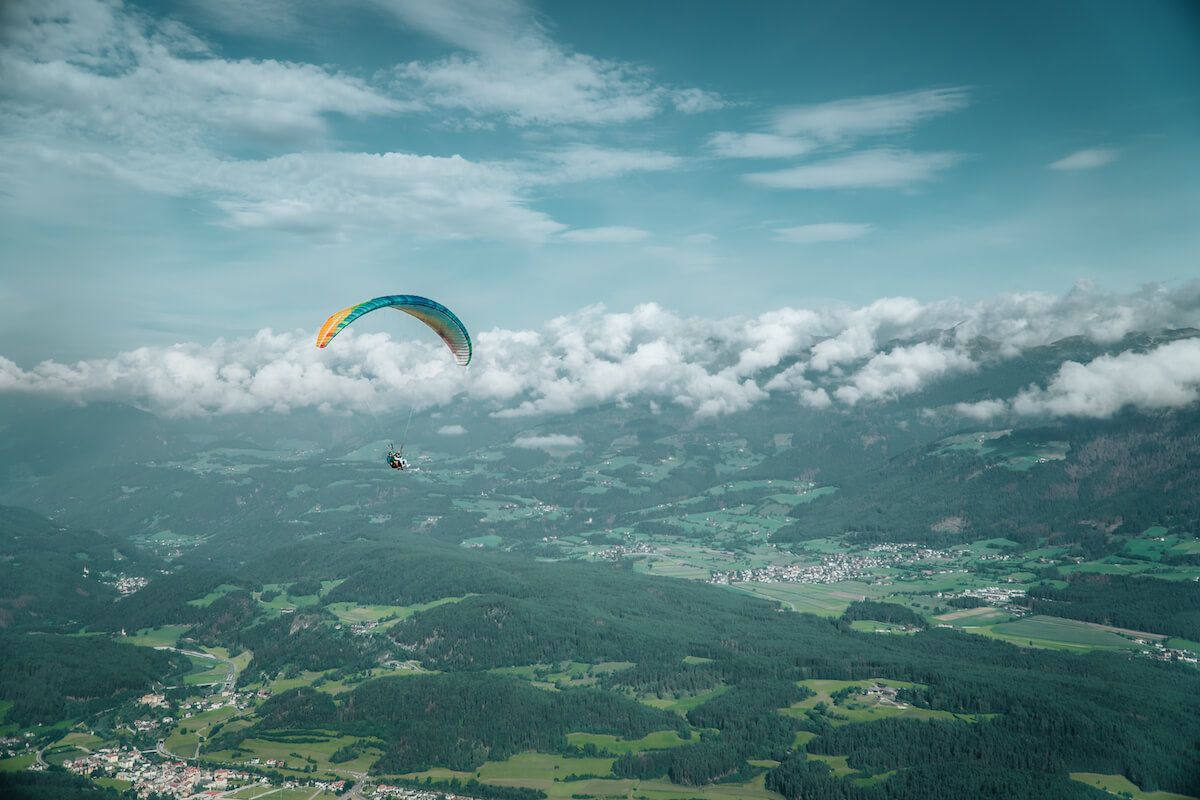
(157, 646), (239, 692)
(343, 771), (369, 799)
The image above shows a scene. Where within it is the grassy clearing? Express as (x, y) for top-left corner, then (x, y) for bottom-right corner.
(640, 685), (729, 715)
(0, 754), (34, 772)
(116, 625), (190, 648)
(316, 664), (428, 695)
(260, 671), (329, 694)
(491, 661), (634, 691)
(187, 583), (242, 607)
(565, 730), (691, 753)
(808, 753), (853, 777)
(325, 596), (470, 629)
(849, 620), (918, 635)
(783, 678), (981, 727)
(94, 777), (133, 791)
(1070, 772), (1198, 800)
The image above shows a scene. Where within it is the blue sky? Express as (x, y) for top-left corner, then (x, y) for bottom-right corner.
(1, 0), (1198, 364)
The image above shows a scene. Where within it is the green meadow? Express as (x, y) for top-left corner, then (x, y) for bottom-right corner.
(565, 730), (691, 753)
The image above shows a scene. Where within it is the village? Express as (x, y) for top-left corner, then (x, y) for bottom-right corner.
(709, 543), (956, 586)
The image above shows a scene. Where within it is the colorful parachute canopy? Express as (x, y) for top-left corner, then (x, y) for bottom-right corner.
(315, 295), (472, 366)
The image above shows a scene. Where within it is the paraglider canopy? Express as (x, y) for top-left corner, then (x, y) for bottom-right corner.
(315, 294), (472, 366)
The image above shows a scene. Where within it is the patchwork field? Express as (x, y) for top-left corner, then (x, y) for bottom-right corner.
(400, 751), (783, 800)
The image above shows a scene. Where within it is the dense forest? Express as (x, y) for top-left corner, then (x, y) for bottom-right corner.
(0, 767), (144, 800)
(0, 634), (184, 724)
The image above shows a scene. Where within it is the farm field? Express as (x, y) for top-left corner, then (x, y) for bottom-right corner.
(730, 581), (876, 616)
(965, 615), (1149, 652)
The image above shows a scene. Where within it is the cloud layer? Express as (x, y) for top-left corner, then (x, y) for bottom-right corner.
(957, 338), (1200, 420)
(3, 283), (1199, 421)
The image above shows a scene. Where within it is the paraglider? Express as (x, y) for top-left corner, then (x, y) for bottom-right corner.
(316, 295), (471, 472)
(315, 294), (472, 365)
(386, 444), (408, 471)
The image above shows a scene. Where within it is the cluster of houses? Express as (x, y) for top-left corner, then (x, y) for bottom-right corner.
(1142, 640), (1199, 664)
(83, 564), (149, 593)
(370, 785), (485, 800)
(107, 575), (151, 594)
(65, 747), (254, 798)
(589, 541), (653, 561)
(939, 586), (1027, 606)
(711, 545), (954, 586)
(64, 746), (349, 799)
(1, 732), (34, 760)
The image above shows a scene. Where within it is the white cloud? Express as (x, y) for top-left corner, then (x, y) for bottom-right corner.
(537, 145), (682, 182)
(202, 151), (564, 241)
(952, 399), (1008, 421)
(834, 343), (975, 405)
(3, 283), (1199, 419)
(0, 0), (407, 150)
(773, 223), (871, 244)
(745, 149), (964, 190)
(706, 132), (815, 159)
(560, 226), (650, 244)
(0, 0), (571, 242)
(957, 339), (1200, 420)
(1049, 147), (1118, 171)
(513, 433), (582, 450)
(382, 0), (721, 125)
(770, 87), (970, 141)
(437, 424), (467, 435)
(670, 87), (728, 114)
